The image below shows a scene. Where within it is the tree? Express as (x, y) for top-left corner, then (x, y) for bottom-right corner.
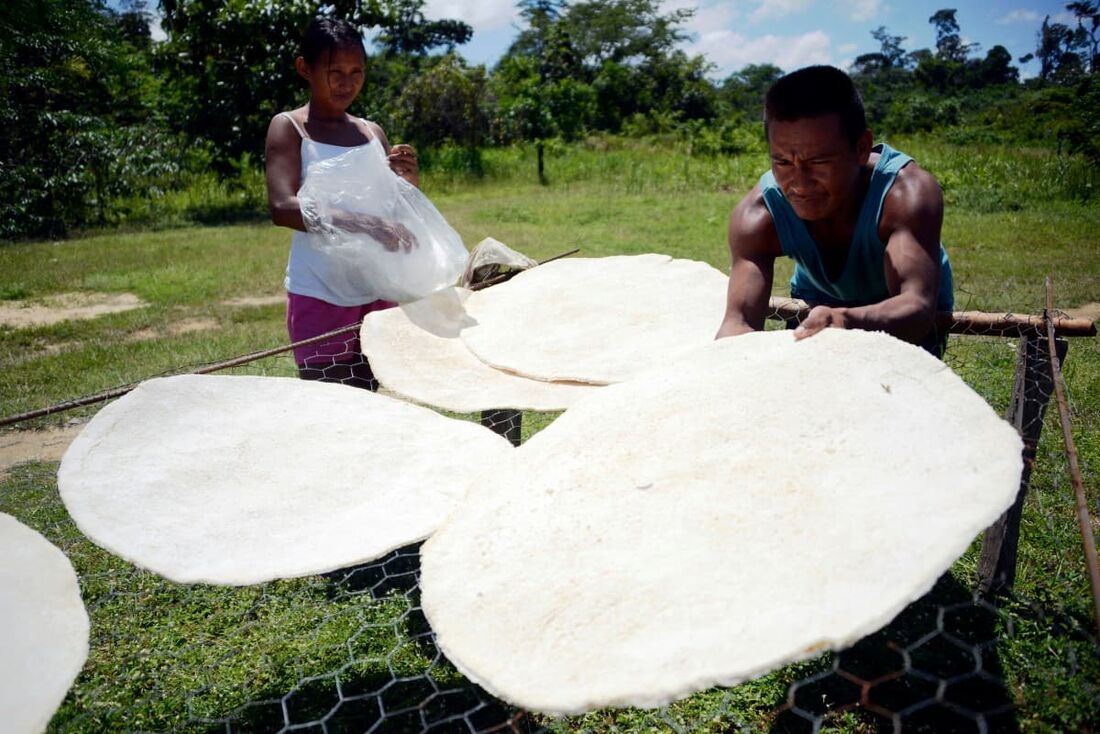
(1032, 14), (1085, 83)
(721, 64), (782, 122)
(395, 54), (488, 151)
(912, 9), (983, 93)
(1066, 1), (1099, 73)
(157, 0), (471, 169)
(491, 53), (595, 183)
(929, 8), (976, 62)
(852, 25), (910, 74)
(375, 0), (471, 58)
(557, 0), (692, 72)
(978, 45), (1019, 86)
(0, 0), (170, 238)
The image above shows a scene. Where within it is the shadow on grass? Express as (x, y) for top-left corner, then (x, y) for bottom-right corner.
(769, 573), (1019, 733)
(204, 543), (538, 734)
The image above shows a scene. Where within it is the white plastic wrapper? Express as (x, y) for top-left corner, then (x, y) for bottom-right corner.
(462, 237), (538, 287)
(297, 142), (468, 303)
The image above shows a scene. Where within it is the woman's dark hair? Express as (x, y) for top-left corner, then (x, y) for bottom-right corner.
(763, 65), (868, 148)
(300, 17), (365, 65)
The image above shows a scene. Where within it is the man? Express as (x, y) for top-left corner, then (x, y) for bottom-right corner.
(715, 65), (954, 356)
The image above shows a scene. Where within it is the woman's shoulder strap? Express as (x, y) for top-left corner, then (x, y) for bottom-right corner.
(278, 111), (309, 140)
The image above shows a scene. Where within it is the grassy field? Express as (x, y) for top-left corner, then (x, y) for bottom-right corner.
(1, 137), (1098, 732)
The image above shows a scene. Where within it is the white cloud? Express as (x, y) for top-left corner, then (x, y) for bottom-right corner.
(997, 8), (1077, 25)
(678, 1), (740, 37)
(150, 10), (166, 42)
(421, 0), (519, 33)
(686, 29), (833, 76)
(996, 9), (1041, 25)
(847, 0), (883, 22)
(748, 0), (814, 23)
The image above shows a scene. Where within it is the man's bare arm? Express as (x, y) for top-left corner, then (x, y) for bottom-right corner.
(794, 164), (943, 343)
(715, 185), (781, 339)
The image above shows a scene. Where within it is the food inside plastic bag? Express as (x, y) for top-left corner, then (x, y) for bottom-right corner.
(297, 142), (468, 303)
(463, 237), (539, 288)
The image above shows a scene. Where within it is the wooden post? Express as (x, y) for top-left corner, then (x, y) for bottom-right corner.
(481, 409), (522, 447)
(977, 335), (1068, 595)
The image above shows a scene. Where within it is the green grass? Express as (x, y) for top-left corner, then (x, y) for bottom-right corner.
(1, 137), (1098, 732)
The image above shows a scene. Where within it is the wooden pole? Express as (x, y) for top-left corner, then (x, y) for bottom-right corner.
(767, 297), (1097, 338)
(1042, 278), (1100, 636)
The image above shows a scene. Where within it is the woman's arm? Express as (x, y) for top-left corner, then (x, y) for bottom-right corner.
(265, 114), (307, 232)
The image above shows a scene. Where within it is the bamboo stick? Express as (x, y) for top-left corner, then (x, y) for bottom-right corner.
(767, 297), (1097, 338)
(1043, 277), (1100, 639)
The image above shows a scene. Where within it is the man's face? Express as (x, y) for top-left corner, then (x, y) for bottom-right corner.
(767, 114), (870, 222)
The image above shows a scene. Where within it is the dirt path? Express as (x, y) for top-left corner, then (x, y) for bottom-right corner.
(1064, 302), (1100, 323)
(0, 425), (84, 480)
(0, 292), (284, 332)
(0, 292), (147, 328)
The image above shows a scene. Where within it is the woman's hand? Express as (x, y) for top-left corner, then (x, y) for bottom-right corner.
(388, 144), (419, 187)
(365, 220), (418, 253)
(329, 212), (418, 252)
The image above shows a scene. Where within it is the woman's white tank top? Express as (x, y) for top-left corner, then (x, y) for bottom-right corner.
(281, 112), (382, 306)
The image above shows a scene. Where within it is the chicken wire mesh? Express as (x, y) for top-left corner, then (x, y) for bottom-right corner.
(1, 303), (1097, 734)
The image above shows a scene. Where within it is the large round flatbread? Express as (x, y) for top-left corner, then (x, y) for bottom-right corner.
(362, 287), (599, 412)
(459, 254), (728, 385)
(421, 329), (1023, 714)
(58, 375), (513, 585)
(1, 513), (89, 734)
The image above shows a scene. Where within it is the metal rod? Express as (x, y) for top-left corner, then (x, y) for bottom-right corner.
(0, 320), (363, 428)
(768, 297), (1097, 338)
(1043, 276), (1100, 639)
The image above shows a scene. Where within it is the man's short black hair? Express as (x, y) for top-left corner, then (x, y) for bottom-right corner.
(764, 65), (868, 147)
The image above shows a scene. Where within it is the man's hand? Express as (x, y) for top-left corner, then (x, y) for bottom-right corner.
(793, 305), (849, 340)
(388, 144), (419, 187)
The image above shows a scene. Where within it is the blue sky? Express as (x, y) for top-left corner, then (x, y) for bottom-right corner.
(419, 0), (1076, 79)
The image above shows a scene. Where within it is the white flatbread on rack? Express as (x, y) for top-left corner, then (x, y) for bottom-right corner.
(459, 254), (729, 385)
(58, 375), (513, 585)
(362, 287), (599, 413)
(1, 513), (89, 734)
(421, 329), (1023, 715)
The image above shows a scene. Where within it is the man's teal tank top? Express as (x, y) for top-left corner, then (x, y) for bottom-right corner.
(759, 143), (954, 310)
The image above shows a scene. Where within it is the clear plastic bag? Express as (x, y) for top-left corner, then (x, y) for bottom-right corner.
(297, 142), (468, 303)
(462, 237), (538, 288)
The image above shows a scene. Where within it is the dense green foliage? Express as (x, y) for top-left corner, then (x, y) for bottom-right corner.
(3, 0), (1099, 240)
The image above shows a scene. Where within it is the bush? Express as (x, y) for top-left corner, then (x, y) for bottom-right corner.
(882, 93), (961, 134)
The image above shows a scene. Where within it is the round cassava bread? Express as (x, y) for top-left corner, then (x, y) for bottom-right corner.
(459, 254), (729, 385)
(361, 287), (598, 412)
(421, 329), (1023, 714)
(0, 513), (89, 734)
(58, 375), (513, 585)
